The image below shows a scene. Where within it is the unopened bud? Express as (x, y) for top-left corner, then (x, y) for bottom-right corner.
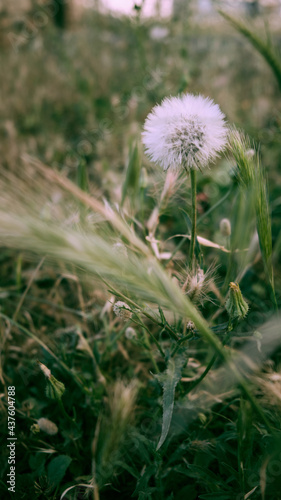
(220, 218), (231, 237)
(38, 361), (65, 401)
(225, 282), (249, 321)
(46, 375), (65, 401)
(186, 321), (195, 331)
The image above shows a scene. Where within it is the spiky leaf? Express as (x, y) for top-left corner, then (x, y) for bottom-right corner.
(156, 355), (186, 450)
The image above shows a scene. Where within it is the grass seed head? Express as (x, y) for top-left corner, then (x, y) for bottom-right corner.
(228, 128), (255, 187)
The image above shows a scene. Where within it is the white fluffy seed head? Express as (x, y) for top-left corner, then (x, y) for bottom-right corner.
(37, 418), (58, 436)
(125, 327), (137, 339)
(142, 93), (227, 171)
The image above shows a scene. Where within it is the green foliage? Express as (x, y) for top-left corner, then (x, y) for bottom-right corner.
(219, 10), (281, 92)
(155, 355), (186, 450)
(254, 159), (275, 295)
(47, 455), (72, 488)
(0, 6), (281, 500)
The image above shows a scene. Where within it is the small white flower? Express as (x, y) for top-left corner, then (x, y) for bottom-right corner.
(113, 301), (132, 320)
(142, 93), (227, 171)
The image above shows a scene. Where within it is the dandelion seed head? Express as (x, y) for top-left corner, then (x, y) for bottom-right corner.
(37, 418), (58, 436)
(125, 327), (137, 339)
(142, 93), (227, 171)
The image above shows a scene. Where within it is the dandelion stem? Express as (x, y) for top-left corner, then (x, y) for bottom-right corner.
(189, 168), (197, 267)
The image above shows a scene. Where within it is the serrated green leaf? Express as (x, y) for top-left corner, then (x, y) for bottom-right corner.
(132, 464), (156, 498)
(47, 455), (72, 487)
(156, 356), (185, 450)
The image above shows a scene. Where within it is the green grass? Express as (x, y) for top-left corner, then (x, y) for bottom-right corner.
(1, 5), (281, 500)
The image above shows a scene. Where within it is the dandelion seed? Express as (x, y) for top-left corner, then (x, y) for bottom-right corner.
(142, 93), (227, 171)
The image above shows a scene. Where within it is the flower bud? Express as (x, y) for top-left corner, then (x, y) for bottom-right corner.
(186, 321), (195, 331)
(225, 282), (249, 321)
(220, 218), (231, 237)
(38, 361), (65, 401)
(45, 375), (65, 401)
(125, 327), (137, 339)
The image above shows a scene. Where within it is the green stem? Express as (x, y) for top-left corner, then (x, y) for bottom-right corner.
(189, 168), (197, 267)
(186, 323), (233, 393)
(143, 328), (160, 374)
(197, 186), (234, 227)
(133, 314), (165, 358)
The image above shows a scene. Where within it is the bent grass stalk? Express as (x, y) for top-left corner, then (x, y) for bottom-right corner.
(0, 212), (273, 431)
(219, 10), (281, 92)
